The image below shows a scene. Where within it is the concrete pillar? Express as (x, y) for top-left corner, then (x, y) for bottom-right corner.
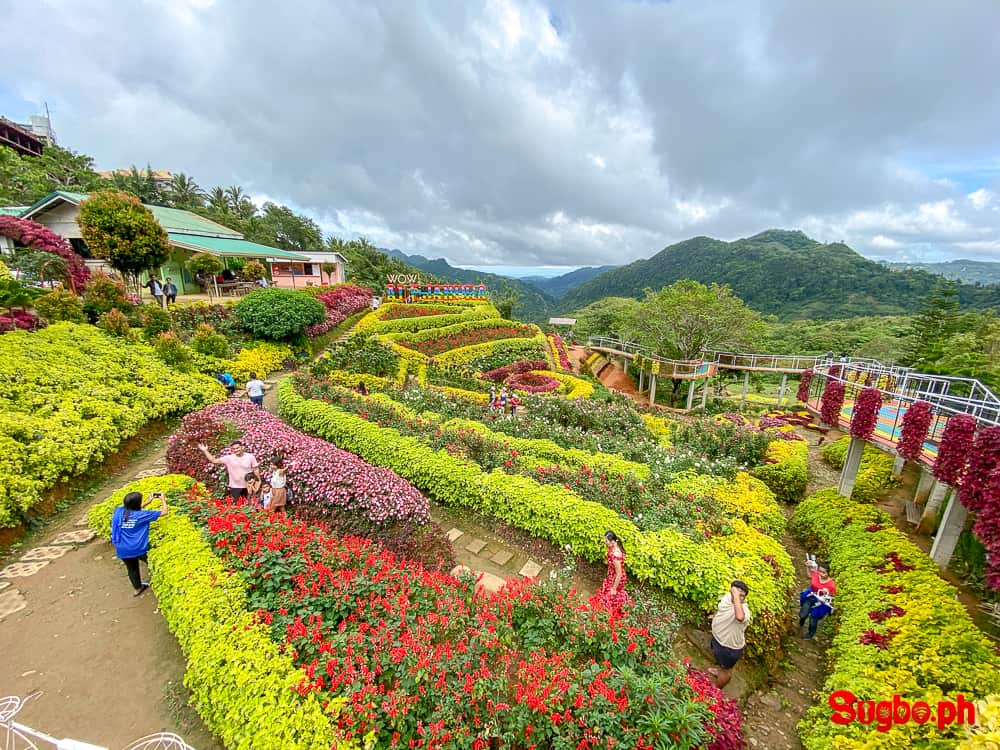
(777, 373), (788, 407)
(638, 367), (644, 392)
(701, 377), (710, 409)
(686, 379), (696, 410)
(892, 454), (906, 478)
(649, 375), (657, 406)
(740, 371), (750, 409)
(837, 437), (866, 498)
(930, 492), (968, 568)
(623, 358), (628, 376)
(914, 467), (936, 504)
(918, 482), (951, 535)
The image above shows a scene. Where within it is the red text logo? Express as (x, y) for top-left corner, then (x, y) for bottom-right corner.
(829, 690), (975, 732)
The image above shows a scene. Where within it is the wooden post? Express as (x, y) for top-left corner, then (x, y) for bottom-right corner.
(777, 373), (788, 406)
(930, 492), (967, 568)
(623, 358), (628, 376)
(649, 375), (657, 406)
(837, 437), (866, 498)
(686, 380), (696, 410)
(740, 371), (750, 409)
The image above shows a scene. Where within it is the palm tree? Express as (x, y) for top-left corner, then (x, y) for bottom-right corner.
(168, 173), (205, 209)
(207, 186), (229, 212)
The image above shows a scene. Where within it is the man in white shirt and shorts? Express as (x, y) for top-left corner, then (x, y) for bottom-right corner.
(708, 580), (751, 689)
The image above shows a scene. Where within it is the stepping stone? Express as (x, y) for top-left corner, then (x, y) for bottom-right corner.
(519, 560), (543, 578)
(74, 514), (89, 527)
(133, 469), (166, 479)
(21, 546), (70, 562)
(446, 528), (465, 542)
(51, 529), (96, 545)
(0, 589), (26, 620)
(490, 550), (513, 566)
(0, 581), (9, 592)
(0, 561), (49, 578)
(475, 572), (507, 593)
(465, 538), (487, 555)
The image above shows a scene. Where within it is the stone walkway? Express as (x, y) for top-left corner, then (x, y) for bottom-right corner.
(442, 521), (549, 593)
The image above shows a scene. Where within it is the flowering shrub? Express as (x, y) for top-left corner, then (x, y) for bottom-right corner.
(0, 323), (223, 527)
(0, 215), (90, 291)
(673, 420), (773, 467)
(958, 426), (1000, 514)
(0, 308), (39, 332)
(790, 489), (1000, 749)
(796, 368), (814, 402)
(303, 284), (372, 337)
(538, 370), (595, 399)
(353, 302), (496, 336)
(168, 400), (429, 526)
(547, 332), (572, 371)
(819, 379), (846, 426)
(506, 371), (560, 393)
(932, 414), (977, 485)
(482, 359), (549, 382)
(380, 303), (453, 320)
(449, 337), (551, 370)
(82, 272), (133, 321)
(849, 387), (882, 440)
(667, 471), (785, 538)
(750, 438), (809, 504)
(896, 400), (933, 462)
(398, 323), (537, 355)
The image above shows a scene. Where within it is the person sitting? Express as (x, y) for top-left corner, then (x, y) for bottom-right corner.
(257, 277), (269, 288)
(799, 559), (836, 640)
(216, 372), (236, 396)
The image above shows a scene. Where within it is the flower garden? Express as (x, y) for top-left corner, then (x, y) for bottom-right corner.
(6, 284), (1000, 748)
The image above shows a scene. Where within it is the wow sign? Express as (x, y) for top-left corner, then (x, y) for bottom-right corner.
(385, 282), (488, 300)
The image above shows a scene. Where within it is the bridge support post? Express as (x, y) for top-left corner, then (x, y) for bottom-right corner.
(892, 454), (906, 478)
(739, 371), (749, 409)
(701, 377), (709, 409)
(918, 481), (951, 535)
(930, 492), (967, 568)
(914, 466), (935, 504)
(638, 367), (644, 393)
(686, 380), (696, 410)
(623, 358), (628, 376)
(649, 375), (657, 406)
(777, 373), (788, 406)
(836, 437), (866, 498)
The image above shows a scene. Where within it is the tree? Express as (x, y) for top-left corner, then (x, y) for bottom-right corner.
(78, 190), (171, 293)
(246, 202), (322, 251)
(109, 164), (164, 204)
(321, 261), (339, 285)
(0, 144), (103, 205)
(569, 296), (643, 340)
(166, 173), (205, 210)
(207, 186), (229, 213)
(904, 281), (962, 366)
(0, 277), (37, 323)
(340, 236), (421, 289)
(492, 280), (521, 320)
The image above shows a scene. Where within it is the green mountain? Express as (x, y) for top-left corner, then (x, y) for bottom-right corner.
(561, 230), (1000, 320)
(522, 265), (618, 298)
(384, 250), (555, 322)
(885, 259), (1000, 287)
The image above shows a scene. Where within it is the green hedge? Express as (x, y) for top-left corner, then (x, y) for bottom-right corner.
(751, 438), (809, 504)
(790, 489), (1000, 749)
(278, 380), (793, 658)
(354, 302), (498, 336)
(88, 476), (350, 750)
(821, 435), (898, 503)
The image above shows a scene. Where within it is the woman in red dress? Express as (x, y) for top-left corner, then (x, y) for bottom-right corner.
(596, 531), (632, 613)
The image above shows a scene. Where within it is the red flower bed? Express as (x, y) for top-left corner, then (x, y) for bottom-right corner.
(0, 309), (40, 332)
(849, 387), (882, 440)
(548, 333), (571, 371)
(507, 372), (560, 393)
(483, 359), (548, 383)
(182, 496), (742, 748)
(381, 304), (453, 320)
(305, 284), (372, 337)
(400, 325), (536, 356)
(796, 369), (814, 402)
(167, 400), (428, 525)
(932, 414), (976, 485)
(819, 380), (846, 427)
(896, 401), (932, 461)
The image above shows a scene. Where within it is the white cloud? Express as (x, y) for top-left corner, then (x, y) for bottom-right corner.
(968, 188), (995, 210)
(871, 235), (902, 249)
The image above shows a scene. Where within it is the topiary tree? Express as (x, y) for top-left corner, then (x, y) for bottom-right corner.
(78, 190), (170, 295)
(234, 288), (325, 341)
(186, 253), (224, 295)
(241, 260), (266, 281)
(321, 261), (338, 285)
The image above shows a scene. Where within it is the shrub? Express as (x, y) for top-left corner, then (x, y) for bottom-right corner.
(97, 307), (131, 337)
(83, 272), (132, 321)
(673, 420), (773, 466)
(190, 323), (230, 358)
(751, 439), (809, 504)
(506, 371), (560, 393)
(313, 337), (399, 378)
(78, 191), (170, 287)
(790, 490), (1000, 749)
(482, 359), (549, 382)
(87, 477), (346, 750)
(152, 331), (191, 368)
(303, 284), (371, 337)
(185, 252), (224, 279)
(33, 288), (86, 323)
(667, 471), (786, 539)
(822, 435), (898, 503)
(140, 303), (173, 338)
(234, 288), (325, 341)
(241, 260), (266, 281)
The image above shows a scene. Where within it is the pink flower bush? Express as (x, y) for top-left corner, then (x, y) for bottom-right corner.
(896, 401), (933, 462)
(976, 471), (1000, 589)
(932, 414), (976, 485)
(506, 372), (560, 393)
(797, 369), (814, 402)
(849, 387), (882, 440)
(304, 284), (372, 337)
(483, 359), (549, 383)
(167, 400), (428, 524)
(0, 309), (40, 332)
(0, 215), (90, 291)
(820, 379), (846, 427)
(959, 426), (1000, 514)
(547, 333), (571, 371)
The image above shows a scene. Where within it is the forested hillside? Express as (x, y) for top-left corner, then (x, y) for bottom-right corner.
(886, 259), (1000, 286)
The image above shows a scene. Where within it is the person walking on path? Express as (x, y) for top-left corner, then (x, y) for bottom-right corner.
(144, 276), (164, 307)
(593, 531), (631, 613)
(197, 441), (259, 499)
(164, 277), (178, 304)
(707, 581), (751, 689)
(799, 560), (836, 640)
(111, 490), (168, 597)
(267, 456), (289, 513)
(246, 371), (266, 408)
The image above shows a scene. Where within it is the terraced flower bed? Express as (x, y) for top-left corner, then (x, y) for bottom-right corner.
(397, 323), (537, 355)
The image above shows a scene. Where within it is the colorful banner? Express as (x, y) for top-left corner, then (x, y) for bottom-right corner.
(384, 283), (488, 301)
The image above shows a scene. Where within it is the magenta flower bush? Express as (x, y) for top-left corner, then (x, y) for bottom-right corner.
(850, 387), (882, 440)
(896, 401), (933, 462)
(167, 400), (428, 524)
(820, 380), (846, 427)
(506, 372), (560, 393)
(483, 359), (549, 383)
(977, 471), (1000, 590)
(304, 284), (372, 337)
(547, 333), (571, 371)
(796, 369), (814, 403)
(0, 308), (40, 332)
(958, 426), (1000, 514)
(932, 414), (976, 485)
(0, 215), (90, 291)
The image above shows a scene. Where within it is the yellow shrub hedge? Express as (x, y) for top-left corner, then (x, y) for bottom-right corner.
(0, 323), (224, 527)
(666, 471), (786, 538)
(530, 370), (594, 399)
(751, 438), (809, 504)
(88, 476), (350, 750)
(641, 413), (673, 447)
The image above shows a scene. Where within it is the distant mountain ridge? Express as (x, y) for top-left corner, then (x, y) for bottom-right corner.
(522, 265), (618, 298)
(885, 259), (1000, 286)
(560, 229), (1000, 320)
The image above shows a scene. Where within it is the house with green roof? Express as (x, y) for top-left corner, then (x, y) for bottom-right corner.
(13, 191), (337, 294)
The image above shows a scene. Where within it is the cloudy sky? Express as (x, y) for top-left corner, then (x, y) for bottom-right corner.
(2, 0), (999, 269)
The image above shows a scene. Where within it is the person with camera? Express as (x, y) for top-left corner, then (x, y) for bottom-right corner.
(111, 489), (169, 597)
(800, 557), (836, 639)
(707, 580), (751, 689)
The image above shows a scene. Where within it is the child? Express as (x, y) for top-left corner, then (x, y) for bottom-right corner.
(245, 472), (262, 502)
(259, 482), (272, 510)
(268, 456), (288, 513)
(509, 394), (521, 417)
(488, 385), (497, 410)
(799, 559), (836, 639)
(500, 387), (509, 412)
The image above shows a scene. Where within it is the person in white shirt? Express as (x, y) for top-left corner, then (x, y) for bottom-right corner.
(371, 295), (380, 311)
(246, 372), (266, 409)
(707, 580), (751, 689)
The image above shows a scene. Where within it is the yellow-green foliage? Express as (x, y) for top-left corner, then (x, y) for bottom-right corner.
(751, 438), (809, 504)
(822, 435), (898, 503)
(433, 332), (549, 366)
(641, 413), (673, 447)
(88, 476), (350, 750)
(381, 316), (531, 347)
(279, 381), (792, 658)
(530, 370), (594, 399)
(666, 471), (786, 539)
(790, 490), (1000, 749)
(0, 323), (223, 527)
(190, 342), (292, 384)
(354, 302), (497, 336)
(584, 351), (609, 376)
(958, 696), (1000, 748)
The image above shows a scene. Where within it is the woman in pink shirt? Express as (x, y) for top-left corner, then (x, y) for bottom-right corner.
(198, 441), (259, 499)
